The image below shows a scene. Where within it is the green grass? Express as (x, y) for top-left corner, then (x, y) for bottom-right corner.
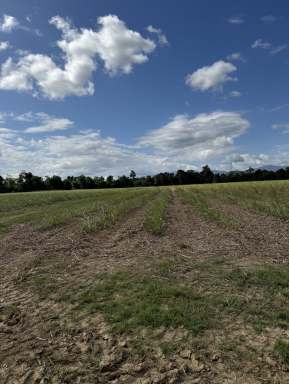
(227, 266), (289, 330)
(177, 186), (230, 224)
(0, 187), (158, 232)
(54, 260), (289, 337)
(178, 180), (289, 219)
(144, 188), (171, 234)
(63, 271), (220, 336)
(2, 180), (288, 233)
(81, 189), (157, 232)
(274, 339), (289, 364)
(228, 267), (289, 291)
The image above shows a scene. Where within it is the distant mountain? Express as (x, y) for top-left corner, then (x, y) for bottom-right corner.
(258, 165), (287, 171)
(213, 165), (288, 174)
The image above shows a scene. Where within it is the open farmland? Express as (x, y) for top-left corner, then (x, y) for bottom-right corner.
(1, 181), (289, 384)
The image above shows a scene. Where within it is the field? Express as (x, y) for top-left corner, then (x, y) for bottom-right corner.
(1, 181), (289, 384)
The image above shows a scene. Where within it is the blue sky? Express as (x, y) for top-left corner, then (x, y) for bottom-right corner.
(0, 0), (289, 176)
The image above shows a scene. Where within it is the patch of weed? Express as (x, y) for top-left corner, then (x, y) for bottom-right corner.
(67, 272), (219, 336)
(274, 339), (289, 364)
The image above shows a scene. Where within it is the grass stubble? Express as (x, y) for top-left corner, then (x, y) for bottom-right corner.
(1, 180), (289, 381)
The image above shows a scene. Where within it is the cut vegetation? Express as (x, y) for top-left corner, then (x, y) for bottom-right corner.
(1, 180), (289, 383)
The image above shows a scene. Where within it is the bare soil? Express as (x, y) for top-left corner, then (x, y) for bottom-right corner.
(1, 192), (289, 383)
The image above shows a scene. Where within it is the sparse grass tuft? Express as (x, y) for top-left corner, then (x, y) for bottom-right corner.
(274, 339), (289, 364)
(144, 189), (171, 234)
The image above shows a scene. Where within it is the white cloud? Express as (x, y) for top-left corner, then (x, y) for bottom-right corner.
(261, 15), (277, 23)
(222, 153), (270, 170)
(222, 149), (289, 171)
(226, 52), (245, 62)
(24, 115), (74, 133)
(0, 112), (7, 123)
(0, 15), (160, 99)
(91, 15), (156, 75)
(270, 103), (289, 112)
(0, 41), (9, 51)
(0, 111), (73, 133)
(0, 108), (288, 176)
(147, 25), (168, 46)
(0, 109), (250, 176)
(228, 16), (245, 25)
(252, 39), (272, 49)
(272, 123), (289, 133)
(138, 112), (249, 164)
(186, 60), (237, 92)
(230, 90), (242, 98)
(0, 127), (12, 133)
(14, 111), (47, 122)
(0, 129), (193, 177)
(270, 44), (287, 55)
(0, 15), (19, 32)
(0, 111), (13, 123)
(252, 39), (287, 55)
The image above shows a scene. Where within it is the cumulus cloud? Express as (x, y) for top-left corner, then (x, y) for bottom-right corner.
(24, 116), (74, 133)
(0, 108), (287, 175)
(222, 153), (270, 170)
(138, 112), (249, 164)
(0, 127), (12, 133)
(0, 15), (160, 99)
(0, 41), (9, 51)
(147, 25), (168, 46)
(186, 60), (237, 92)
(0, 15), (19, 32)
(222, 149), (289, 171)
(0, 111), (74, 133)
(0, 109), (252, 176)
(0, 128), (194, 177)
(228, 16), (245, 25)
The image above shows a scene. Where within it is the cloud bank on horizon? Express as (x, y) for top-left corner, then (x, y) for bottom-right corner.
(0, 3), (288, 176)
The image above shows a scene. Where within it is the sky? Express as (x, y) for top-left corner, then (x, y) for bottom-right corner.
(0, 0), (289, 177)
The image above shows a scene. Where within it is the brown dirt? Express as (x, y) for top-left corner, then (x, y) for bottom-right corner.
(1, 192), (289, 383)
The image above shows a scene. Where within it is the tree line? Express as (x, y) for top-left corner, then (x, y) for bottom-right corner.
(1, 165), (289, 193)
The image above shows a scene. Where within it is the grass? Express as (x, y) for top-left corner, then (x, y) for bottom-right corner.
(63, 270), (219, 336)
(81, 189), (157, 232)
(227, 267), (289, 291)
(177, 186), (230, 224)
(274, 339), (289, 364)
(227, 266), (289, 330)
(3, 180), (289, 381)
(178, 180), (289, 220)
(144, 188), (171, 234)
(59, 261), (289, 338)
(2, 180), (288, 232)
(0, 187), (158, 232)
